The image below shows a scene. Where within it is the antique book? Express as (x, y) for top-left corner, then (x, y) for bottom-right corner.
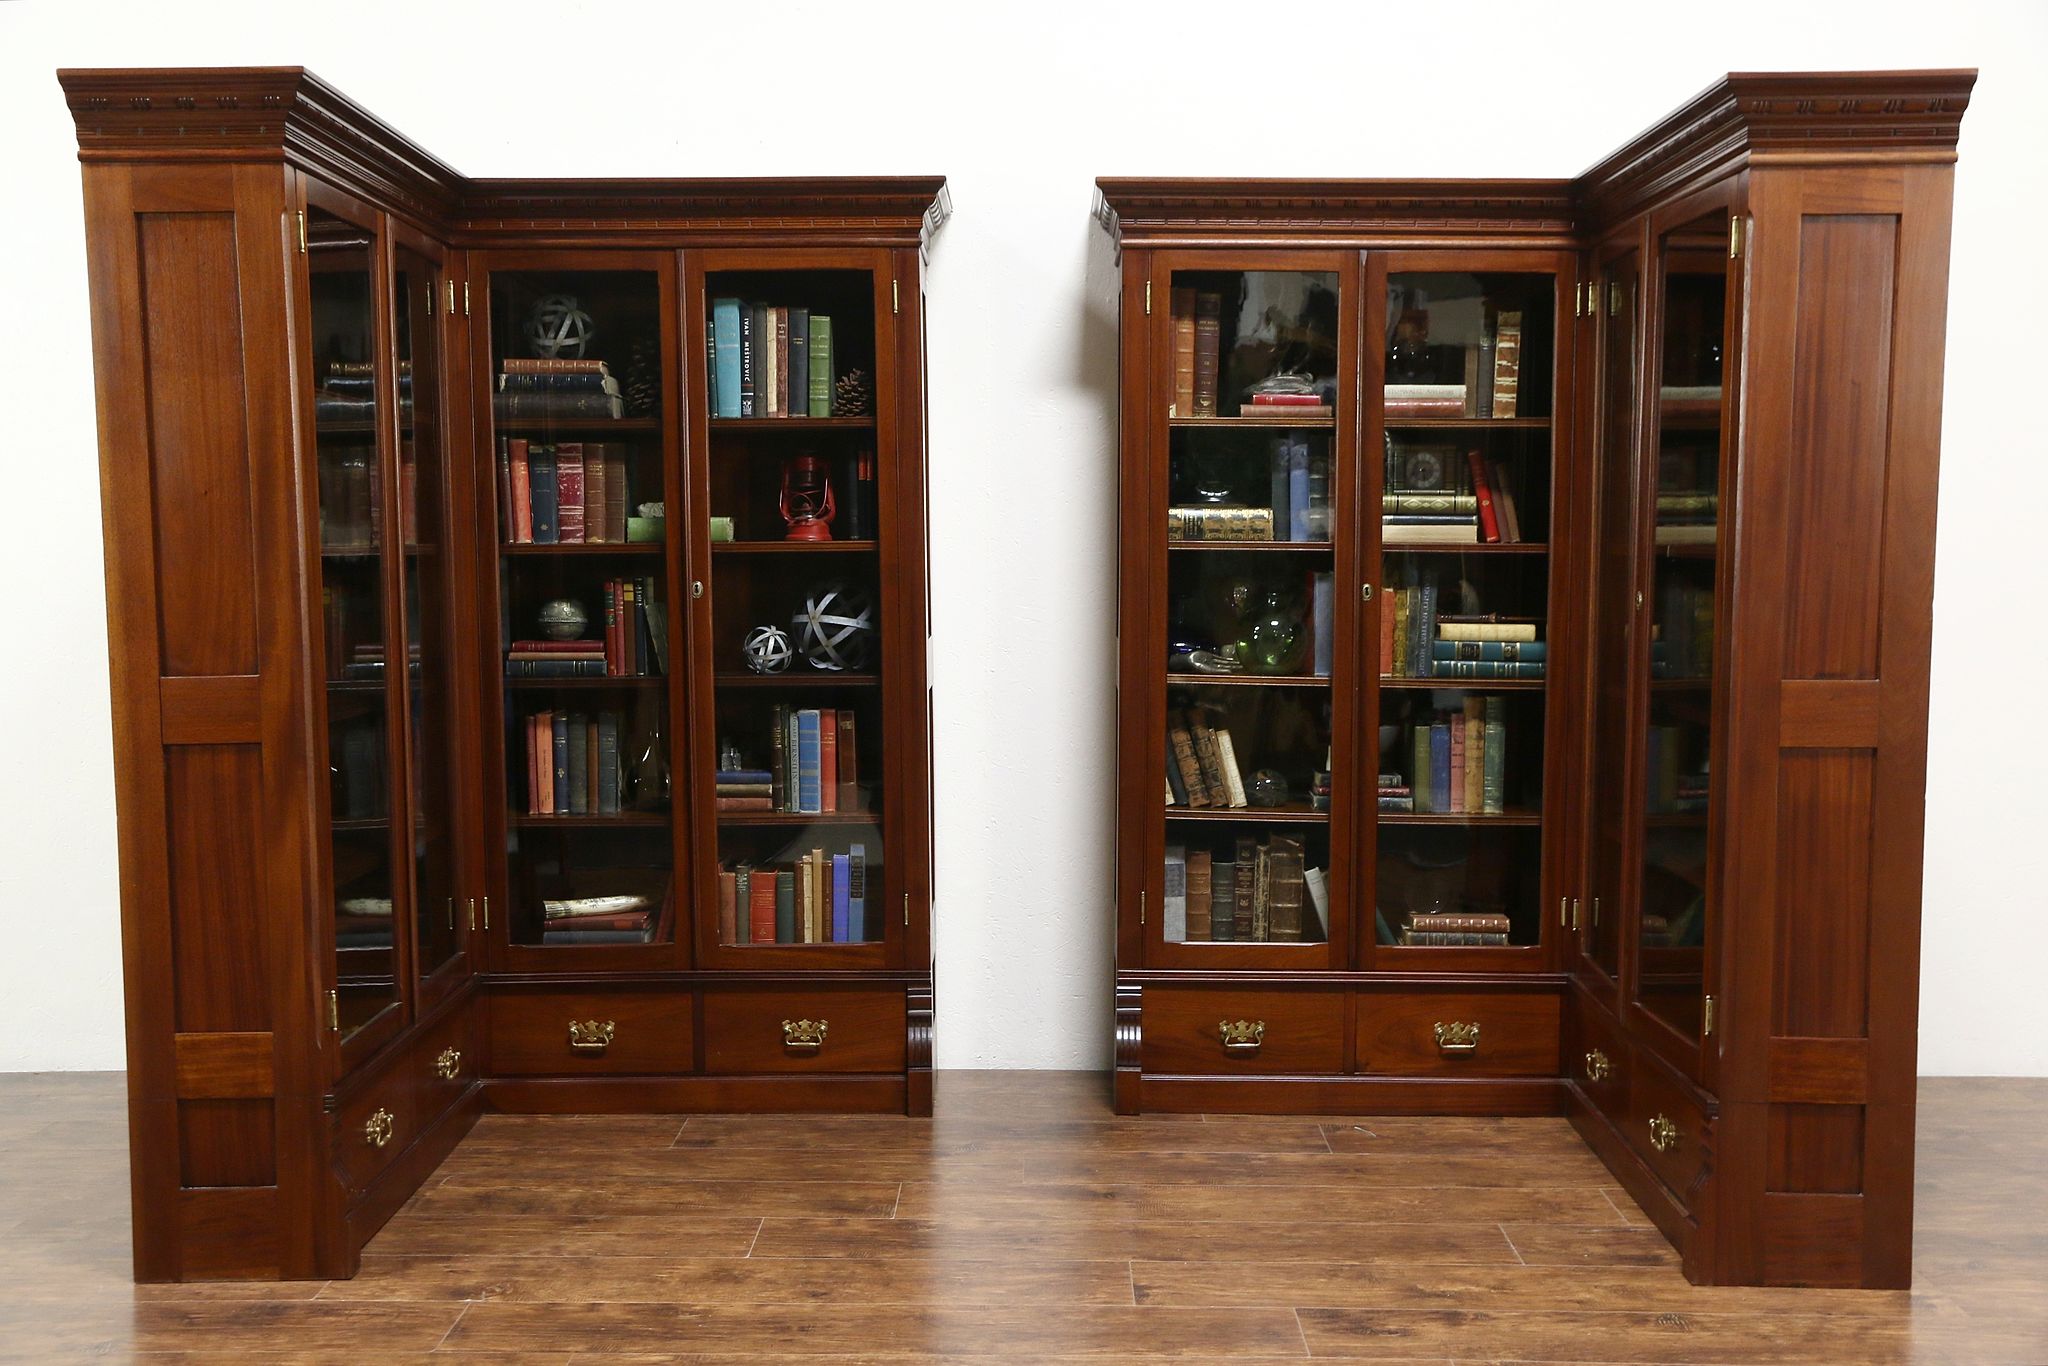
(1268, 837), (1305, 942)
(1231, 836), (1256, 940)
(1171, 287), (1196, 416)
(1214, 730), (1250, 809)
(1166, 507), (1275, 541)
(1463, 698), (1485, 815)
(712, 298), (744, 418)
(747, 868), (778, 944)
(837, 709), (858, 810)
(774, 868), (796, 944)
(1436, 618), (1539, 642)
(529, 444), (558, 543)
(819, 712), (838, 814)
(1250, 841), (1271, 942)
(831, 852), (851, 942)
(738, 303), (756, 416)
(556, 443), (585, 544)
(1491, 311), (1523, 418)
(1483, 696), (1507, 815)
(585, 442), (608, 543)
(507, 438), (533, 542)
(1466, 450), (1500, 543)
(808, 315), (834, 416)
(1192, 291), (1222, 416)
(788, 308), (809, 419)
(718, 870), (738, 944)
(1210, 860), (1236, 941)
(1168, 727), (1210, 808)
(1186, 850), (1213, 941)
(848, 844), (868, 941)
(1164, 847), (1187, 942)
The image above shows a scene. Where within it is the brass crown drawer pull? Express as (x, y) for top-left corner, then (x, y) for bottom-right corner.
(1433, 1020), (1481, 1052)
(568, 1019), (616, 1052)
(363, 1108), (394, 1149)
(434, 1047), (462, 1080)
(1584, 1048), (1612, 1082)
(1648, 1113), (1680, 1153)
(1218, 1019), (1265, 1051)
(783, 1018), (828, 1049)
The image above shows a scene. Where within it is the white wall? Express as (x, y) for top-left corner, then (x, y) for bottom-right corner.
(2, 0), (2043, 1077)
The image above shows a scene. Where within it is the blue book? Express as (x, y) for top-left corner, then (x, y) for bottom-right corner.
(1432, 640), (1547, 662)
(551, 712), (570, 815)
(1429, 721), (1452, 814)
(796, 709), (822, 813)
(1413, 584), (1437, 678)
(848, 843), (867, 942)
(597, 713), (620, 814)
(711, 298), (743, 419)
(530, 444), (559, 544)
(1430, 659), (1546, 679)
(1288, 440), (1312, 541)
(715, 768), (774, 785)
(831, 853), (851, 943)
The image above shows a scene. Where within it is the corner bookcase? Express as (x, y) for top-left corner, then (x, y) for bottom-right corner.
(1098, 69), (1972, 1288)
(62, 66), (944, 1281)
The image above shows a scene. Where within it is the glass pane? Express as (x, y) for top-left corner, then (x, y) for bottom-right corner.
(489, 269), (674, 949)
(1636, 212), (1728, 1035)
(309, 208), (398, 1036)
(705, 271), (886, 947)
(1586, 254), (1639, 980)
(1161, 269), (1340, 948)
(1374, 272), (1555, 952)
(395, 247), (460, 983)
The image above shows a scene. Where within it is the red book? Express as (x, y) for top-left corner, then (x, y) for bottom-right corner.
(543, 911), (649, 932)
(715, 796), (774, 811)
(1248, 393), (1327, 407)
(556, 442), (586, 544)
(585, 442), (608, 545)
(1379, 588), (1396, 676)
(718, 871), (738, 945)
(510, 639), (606, 654)
(1466, 450), (1501, 544)
(748, 874), (777, 943)
(819, 716), (838, 813)
(508, 439), (533, 543)
(621, 579), (638, 676)
(604, 579), (621, 676)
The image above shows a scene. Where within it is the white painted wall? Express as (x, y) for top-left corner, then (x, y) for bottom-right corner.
(2, 0), (2043, 1077)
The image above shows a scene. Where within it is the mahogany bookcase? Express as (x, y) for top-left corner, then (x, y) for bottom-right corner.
(61, 66), (945, 1281)
(1097, 69), (1971, 1287)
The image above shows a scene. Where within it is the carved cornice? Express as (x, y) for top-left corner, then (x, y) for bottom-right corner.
(1093, 178), (1578, 249)
(57, 68), (949, 252)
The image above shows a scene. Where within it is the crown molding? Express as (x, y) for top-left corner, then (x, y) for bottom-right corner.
(1092, 178), (1578, 250)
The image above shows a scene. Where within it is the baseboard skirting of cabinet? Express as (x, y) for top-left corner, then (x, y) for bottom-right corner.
(1564, 1079), (1704, 1280)
(480, 1074), (915, 1115)
(1135, 1074), (1566, 1116)
(334, 1082), (485, 1279)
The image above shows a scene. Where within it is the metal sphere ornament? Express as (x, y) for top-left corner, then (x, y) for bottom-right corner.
(791, 583), (876, 672)
(537, 598), (589, 641)
(741, 624), (794, 675)
(525, 293), (596, 359)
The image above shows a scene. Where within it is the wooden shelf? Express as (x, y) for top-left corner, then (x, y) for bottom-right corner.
(714, 672), (880, 688)
(1167, 673), (1330, 688)
(716, 810), (881, 826)
(326, 679), (386, 694)
(1167, 540), (1332, 553)
(710, 416), (874, 431)
(1379, 676), (1545, 691)
(1382, 541), (1548, 555)
(1165, 805), (1328, 824)
(1169, 413), (1335, 429)
(711, 540), (878, 554)
(1379, 809), (1542, 827)
(504, 676), (664, 690)
(493, 417), (660, 434)
(330, 817), (389, 832)
(1651, 677), (1711, 691)
(508, 812), (669, 828)
(1382, 416), (1551, 430)
(501, 542), (664, 556)
(1646, 811), (1709, 828)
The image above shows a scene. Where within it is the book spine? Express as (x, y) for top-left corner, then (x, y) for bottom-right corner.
(837, 710), (858, 811)
(774, 869), (796, 944)
(796, 709), (822, 813)
(809, 315), (833, 417)
(1429, 659), (1546, 679)
(1463, 698), (1484, 816)
(1429, 721), (1451, 815)
(1433, 640), (1546, 661)
(1289, 441), (1312, 542)
(819, 709), (838, 814)
(739, 305), (756, 418)
(1449, 717), (1466, 815)
(772, 306), (789, 417)
(1232, 837), (1256, 940)
(1466, 450), (1500, 543)
(848, 844), (867, 941)
(1412, 726), (1432, 814)
(1192, 292), (1222, 417)
(713, 299), (743, 419)
(508, 440), (532, 543)
(1215, 730), (1249, 809)
(788, 308), (808, 419)
(1171, 289), (1196, 416)
(530, 445), (558, 543)
(770, 704), (788, 810)
(551, 713), (570, 815)
(584, 442), (608, 544)
(1482, 696), (1507, 816)
(1164, 847), (1188, 943)
(1186, 851), (1212, 941)
(1210, 862), (1236, 941)
(748, 874), (777, 944)
(565, 714), (588, 815)
(597, 713), (620, 814)
(831, 852), (851, 943)
(718, 870), (738, 945)
(556, 444), (585, 544)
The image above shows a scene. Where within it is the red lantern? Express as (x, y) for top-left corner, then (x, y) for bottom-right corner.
(779, 453), (836, 542)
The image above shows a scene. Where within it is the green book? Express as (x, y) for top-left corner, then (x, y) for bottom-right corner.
(1411, 725), (1432, 813)
(775, 869), (797, 944)
(1481, 696), (1507, 816)
(808, 315), (833, 416)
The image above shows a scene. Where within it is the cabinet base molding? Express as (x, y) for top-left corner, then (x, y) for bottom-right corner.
(481, 1075), (909, 1115)
(1139, 1074), (1565, 1116)
(1565, 1081), (1704, 1279)
(337, 1083), (483, 1277)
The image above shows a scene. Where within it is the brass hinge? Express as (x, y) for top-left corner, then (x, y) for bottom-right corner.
(1609, 282), (1622, 317)
(466, 897), (477, 933)
(1144, 280), (1152, 316)
(445, 897), (454, 931)
(481, 895), (490, 930)
(462, 281), (470, 317)
(1574, 282), (1585, 318)
(294, 210), (307, 255)
(1572, 897), (1583, 932)
(1729, 218), (1743, 259)
(1703, 993), (1718, 1037)
(326, 989), (339, 1032)
(892, 278), (900, 315)
(903, 891), (910, 927)
(1559, 895), (1570, 928)
(445, 279), (456, 316)
(1140, 890), (1146, 926)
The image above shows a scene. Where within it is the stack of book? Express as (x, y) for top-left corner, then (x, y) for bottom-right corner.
(1382, 446), (1526, 545)
(709, 299), (835, 419)
(1382, 309), (1521, 419)
(1399, 909), (1511, 946)
(541, 893), (655, 945)
(520, 710), (626, 816)
(496, 439), (636, 544)
(1654, 494), (1718, 545)
(1165, 506), (1274, 541)
(719, 847), (869, 944)
(1382, 600), (1545, 681)
(1166, 708), (1248, 809)
(335, 895), (394, 947)
(314, 360), (412, 423)
(505, 639), (606, 678)
(1404, 697), (1509, 816)
(1653, 583), (1714, 678)
(1377, 772), (1413, 813)
(338, 642), (418, 681)
(765, 706), (861, 815)
(1163, 838), (1327, 943)
(1646, 726), (1710, 814)
(492, 358), (623, 420)
(713, 768), (773, 812)
(1245, 392), (1333, 419)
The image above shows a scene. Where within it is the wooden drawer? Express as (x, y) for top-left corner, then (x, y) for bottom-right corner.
(1141, 989), (1345, 1075)
(331, 1055), (413, 1196)
(1628, 1055), (1712, 1208)
(1569, 993), (1630, 1128)
(1357, 990), (1560, 1077)
(488, 989), (694, 1076)
(702, 988), (906, 1074)
(414, 1001), (477, 1124)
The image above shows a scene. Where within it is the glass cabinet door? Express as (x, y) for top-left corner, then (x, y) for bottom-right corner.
(1585, 252), (1640, 983)
(308, 205), (402, 1041)
(394, 243), (462, 989)
(484, 263), (678, 953)
(1370, 268), (1557, 962)
(1632, 209), (1732, 1048)
(697, 267), (890, 960)
(1156, 265), (1347, 961)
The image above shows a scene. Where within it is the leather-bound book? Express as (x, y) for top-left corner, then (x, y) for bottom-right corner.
(1171, 287), (1197, 416)
(837, 710), (858, 810)
(1268, 836), (1305, 942)
(748, 870), (778, 944)
(774, 868), (796, 943)
(1185, 850), (1213, 941)
(718, 870), (738, 944)
(819, 709), (838, 813)
(1192, 292), (1223, 417)
(1168, 726), (1210, 807)
(1232, 836), (1257, 940)
(1210, 860), (1236, 941)
(584, 443), (607, 544)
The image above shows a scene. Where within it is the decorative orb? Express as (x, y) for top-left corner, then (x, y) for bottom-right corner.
(742, 624), (794, 675)
(791, 584), (876, 672)
(1249, 769), (1292, 808)
(525, 294), (595, 358)
(537, 598), (588, 641)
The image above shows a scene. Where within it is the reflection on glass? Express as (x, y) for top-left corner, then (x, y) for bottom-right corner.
(1586, 253), (1639, 981)
(310, 208), (398, 1036)
(706, 269), (887, 947)
(1636, 211), (1728, 1036)
(490, 269), (674, 948)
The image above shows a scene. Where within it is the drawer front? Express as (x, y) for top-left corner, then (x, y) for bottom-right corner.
(1141, 989), (1345, 1075)
(332, 1056), (414, 1196)
(415, 1001), (478, 1123)
(702, 988), (906, 1074)
(1569, 993), (1630, 1127)
(1358, 990), (1561, 1076)
(1628, 1055), (1712, 1207)
(488, 989), (694, 1076)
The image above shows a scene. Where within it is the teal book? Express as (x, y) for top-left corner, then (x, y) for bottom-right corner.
(808, 315), (833, 416)
(1432, 640), (1547, 662)
(711, 297), (743, 418)
(1429, 659), (1545, 679)
(775, 868), (797, 943)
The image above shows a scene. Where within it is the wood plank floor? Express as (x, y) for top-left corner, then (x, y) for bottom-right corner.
(1, 1072), (2044, 1362)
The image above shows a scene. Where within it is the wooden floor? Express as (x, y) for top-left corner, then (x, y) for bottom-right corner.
(1, 1073), (2044, 1363)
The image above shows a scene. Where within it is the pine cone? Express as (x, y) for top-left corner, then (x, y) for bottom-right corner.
(622, 332), (660, 417)
(833, 368), (873, 418)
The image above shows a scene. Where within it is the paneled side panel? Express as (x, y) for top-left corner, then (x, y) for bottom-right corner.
(1767, 1103), (1864, 1194)
(137, 213), (259, 677)
(177, 1099), (277, 1187)
(164, 745), (269, 1033)
(1781, 216), (1896, 681)
(1771, 751), (1873, 1038)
